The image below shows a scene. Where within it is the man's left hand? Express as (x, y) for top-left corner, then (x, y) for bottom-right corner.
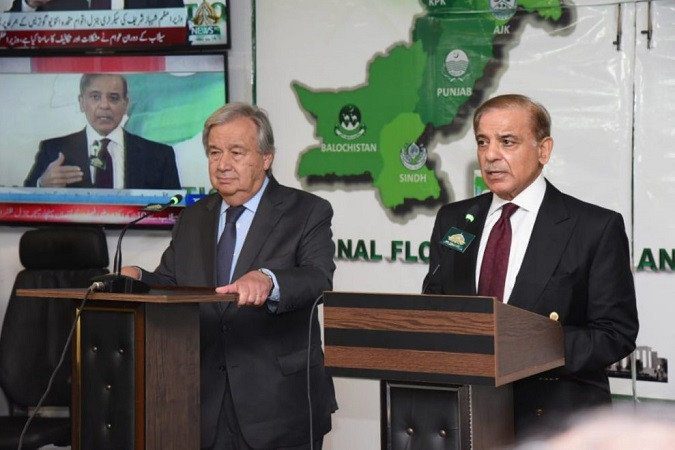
(216, 270), (273, 307)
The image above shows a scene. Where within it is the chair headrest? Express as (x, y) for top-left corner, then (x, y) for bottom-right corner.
(19, 227), (109, 270)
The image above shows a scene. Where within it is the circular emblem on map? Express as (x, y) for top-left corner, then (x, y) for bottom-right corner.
(490, 0), (517, 21)
(400, 143), (427, 170)
(334, 104), (366, 140)
(443, 49), (469, 78)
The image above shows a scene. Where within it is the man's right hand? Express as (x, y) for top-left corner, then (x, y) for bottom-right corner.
(38, 152), (84, 187)
(121, 266), (142, 280)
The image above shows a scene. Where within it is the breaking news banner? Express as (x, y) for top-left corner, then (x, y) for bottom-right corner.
(0, 0), (229, 50)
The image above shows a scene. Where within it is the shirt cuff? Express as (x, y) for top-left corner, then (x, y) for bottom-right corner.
(259, 268), (280, 312)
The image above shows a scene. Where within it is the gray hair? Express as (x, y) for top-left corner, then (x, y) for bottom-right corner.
(202, 102), (275, 156)
(473, 94), (551, 141)
(79, 73), (128, 99)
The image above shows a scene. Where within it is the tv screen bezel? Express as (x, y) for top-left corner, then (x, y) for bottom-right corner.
(0, 49), (228, 229)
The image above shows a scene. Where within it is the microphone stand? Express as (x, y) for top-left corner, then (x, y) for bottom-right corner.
(91, 196), (182, 293)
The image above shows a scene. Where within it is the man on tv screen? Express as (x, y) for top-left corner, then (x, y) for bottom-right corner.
(8, 0), (183, 12)
(24, 73), (180, 190)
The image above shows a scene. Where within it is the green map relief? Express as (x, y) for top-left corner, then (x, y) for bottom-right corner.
(294, 0), (563, 210)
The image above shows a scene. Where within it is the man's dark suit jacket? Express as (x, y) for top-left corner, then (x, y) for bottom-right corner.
(424, 180), (638, 433)
(9, 0), (182, 11)
(139, 177), (338, 448)
(24, 128), (180, 189)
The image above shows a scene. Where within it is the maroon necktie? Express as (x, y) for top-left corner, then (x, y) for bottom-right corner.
(94, 138), (113, 188)
(478, 203), (519, 302)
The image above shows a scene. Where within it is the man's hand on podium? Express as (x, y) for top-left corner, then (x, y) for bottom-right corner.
(120, 266), (142, 280)
(216, 270), (273, 308)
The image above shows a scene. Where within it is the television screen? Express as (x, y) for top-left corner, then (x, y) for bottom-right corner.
(0, 52), (226, 225)
(0, 0), (229, 51)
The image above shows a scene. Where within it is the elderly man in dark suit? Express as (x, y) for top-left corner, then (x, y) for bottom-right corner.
(423, 94), (638, 437)
(122, 103), (337, 449)
(24, 73), (180, 190)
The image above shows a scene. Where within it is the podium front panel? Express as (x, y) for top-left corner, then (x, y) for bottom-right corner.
(324, 292), (497, 385)
(77, 306), (138, 450)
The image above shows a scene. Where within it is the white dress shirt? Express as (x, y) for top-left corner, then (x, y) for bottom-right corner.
(475, 173), (547, 303)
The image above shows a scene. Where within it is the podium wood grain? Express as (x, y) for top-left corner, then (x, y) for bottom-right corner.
(17, 288), (236, 450)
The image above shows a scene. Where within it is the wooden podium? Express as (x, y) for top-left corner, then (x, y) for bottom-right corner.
(322, 292), (564, 449)
(18, 288), (236, 450)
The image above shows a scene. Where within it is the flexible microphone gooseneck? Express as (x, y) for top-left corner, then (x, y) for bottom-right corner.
(18, 282), (103, 450)
(421, 263), (441, 294)
(91, 194), (183, 293)
(422, 204), (480, 295)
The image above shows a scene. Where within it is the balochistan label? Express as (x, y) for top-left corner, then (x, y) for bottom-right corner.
(334, 104), (367, 140)
(400, 143), (427, 170)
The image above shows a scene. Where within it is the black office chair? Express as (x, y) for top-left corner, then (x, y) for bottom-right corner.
(0, 227), (109, 450)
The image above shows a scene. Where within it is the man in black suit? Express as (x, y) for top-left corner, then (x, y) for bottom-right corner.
(9, 0), (182, 12)
(24, 73), (180, 189)
(423, 94), (638, 437)
(122, 103), (337, 449)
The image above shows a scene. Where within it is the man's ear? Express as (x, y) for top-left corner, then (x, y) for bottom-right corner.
(263, 152), (274, 171)
(78, 95), (84, 113)
(538, 136), (553, 165)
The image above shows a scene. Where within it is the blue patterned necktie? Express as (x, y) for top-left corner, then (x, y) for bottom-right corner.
(216, 205), (246, 286)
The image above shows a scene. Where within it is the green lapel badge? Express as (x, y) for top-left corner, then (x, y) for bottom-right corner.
(441, 227), (476, 253)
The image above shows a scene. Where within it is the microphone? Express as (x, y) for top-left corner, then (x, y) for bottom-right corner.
(422, 263), (441, 294)
(421, 205), (479, 295)
(142, 194), (183, 212)
(91, 193), (183, 293)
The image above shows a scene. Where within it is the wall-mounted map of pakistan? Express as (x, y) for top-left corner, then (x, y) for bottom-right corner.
(294, 0), (566, 211)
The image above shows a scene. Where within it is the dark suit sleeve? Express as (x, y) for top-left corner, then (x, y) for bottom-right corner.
(24, 141), (57, 187)
(562, 213), (638, 374)
(159, 144), (180, 189)
(124, 133), (181, 189)
(9, 0), (21, 11)
(273, 198), (335, 314)
(139, 212), (183, 286)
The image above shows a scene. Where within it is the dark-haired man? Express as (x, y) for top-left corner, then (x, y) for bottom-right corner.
(122, 102), (337, 449)
(24, 73), (180, 189)
(423, 94), (638, 436)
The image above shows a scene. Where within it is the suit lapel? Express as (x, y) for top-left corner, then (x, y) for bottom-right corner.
(201, 195), (224, 315)
(204, 194), (221, 285)
(123, 131), (140, 188)
(232, 178), (284, 280)
(72, 129), (93, 186)
(509, 182), (575, 311)
(446, 194), (491, 295)
(221, 178), (284, 314)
